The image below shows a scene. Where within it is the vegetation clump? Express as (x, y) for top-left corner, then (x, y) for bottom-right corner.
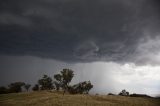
(118, 89), (129, 96)
(0, 69), (93, 95)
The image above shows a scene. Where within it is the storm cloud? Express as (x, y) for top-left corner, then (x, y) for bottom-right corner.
(0, 0), (160, 65)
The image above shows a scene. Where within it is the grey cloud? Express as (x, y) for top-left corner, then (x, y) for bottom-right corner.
(0, 0), (160, 65)
(132, 36), (160, 65)
(0, 13), (32, 26)
(74, 41), (99, 60)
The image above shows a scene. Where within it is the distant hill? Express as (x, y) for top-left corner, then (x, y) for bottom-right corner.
(130, 93), (152, 98)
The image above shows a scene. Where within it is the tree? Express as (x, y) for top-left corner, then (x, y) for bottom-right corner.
(61, 69), (74, 94)
(8, 82), (25, 93)
(38, 75), (53, 90)
(54, 69), (74, 94)
(53, 81), (61, 91)
(83, 81), (93, 94)
(54, 74), (62, 90)
(32, 84), (39, 91)
(24, 84), (31, 91)
(0, 86), (8, 94)
(54, 74), (62, 82)
(119, 89), (129, 96)
(69, 81), (93, 94)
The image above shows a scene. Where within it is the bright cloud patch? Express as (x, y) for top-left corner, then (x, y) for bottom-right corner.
(112, 63), (160, 95)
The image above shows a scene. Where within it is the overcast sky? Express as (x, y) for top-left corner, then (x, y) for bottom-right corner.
(0, 0), (160, 96)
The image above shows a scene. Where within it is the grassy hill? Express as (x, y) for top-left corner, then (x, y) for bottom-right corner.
(0, 91), (160, 106)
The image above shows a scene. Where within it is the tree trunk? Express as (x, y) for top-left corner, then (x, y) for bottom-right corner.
(63, 90), (65, 95)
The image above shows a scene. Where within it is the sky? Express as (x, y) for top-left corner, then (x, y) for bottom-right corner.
(0, 0), (160, 96)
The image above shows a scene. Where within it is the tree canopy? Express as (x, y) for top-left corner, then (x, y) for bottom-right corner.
(68, 81), (93, 94)
(8, 82), (25, 93)
(119, 89), (129, 96)
(38, 75), (53, 90)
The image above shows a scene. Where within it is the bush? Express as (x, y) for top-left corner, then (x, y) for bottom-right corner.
(0, 86), (8, 94)
(108, 93), (116, 96)
(68, 81), (93, 94)
(32, 84), (39, 91)
(8, 82), (25, 93)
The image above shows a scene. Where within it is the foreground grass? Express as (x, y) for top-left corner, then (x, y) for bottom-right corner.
(0, 91), (160, 106)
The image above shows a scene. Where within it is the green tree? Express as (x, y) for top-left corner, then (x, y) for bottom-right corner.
(8, 82), (25, 93)
(54, 69), (74, 94)
(32, 84), (39, 91)
(24, 84), (31, 91)
(38, 75), (53, 90)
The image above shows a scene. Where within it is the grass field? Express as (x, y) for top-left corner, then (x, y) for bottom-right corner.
(0, 91), (160, 106)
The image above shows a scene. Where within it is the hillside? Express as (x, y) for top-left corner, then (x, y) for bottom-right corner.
(0, 91), (160, 106)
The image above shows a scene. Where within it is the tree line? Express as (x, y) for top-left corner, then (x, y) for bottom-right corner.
(0, 69), (93, 95)
(108, 89), (152, 98)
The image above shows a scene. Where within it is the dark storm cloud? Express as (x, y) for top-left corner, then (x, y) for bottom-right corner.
(0, 0), (160, 64)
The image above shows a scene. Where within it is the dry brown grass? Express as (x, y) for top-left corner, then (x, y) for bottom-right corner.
(0, 91), (160, 106)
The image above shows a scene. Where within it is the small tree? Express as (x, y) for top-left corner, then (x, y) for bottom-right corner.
(8, 82), (25, 93)
(119, 89), (129, 96)
(38, 75), (53, 90)
(24, 84), (31, 91)
(32, 84), (39, 91)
